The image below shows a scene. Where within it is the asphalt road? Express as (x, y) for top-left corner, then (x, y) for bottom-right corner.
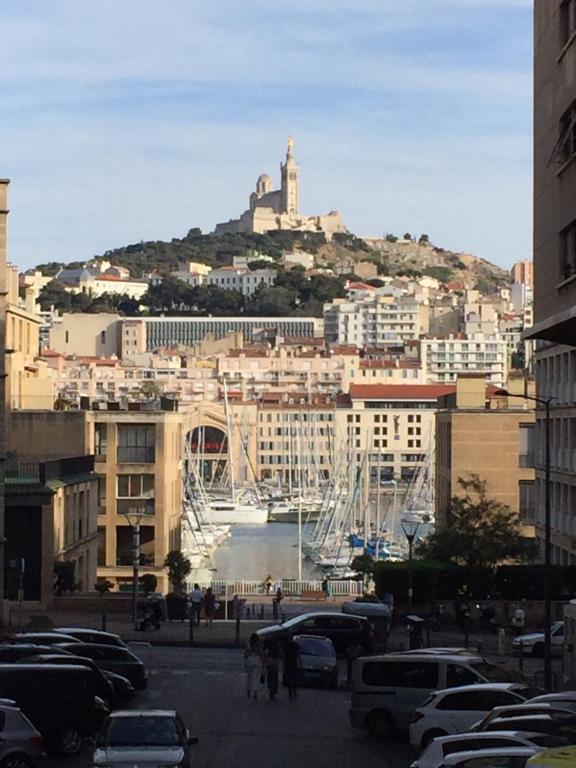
(47, 645), (415, 768)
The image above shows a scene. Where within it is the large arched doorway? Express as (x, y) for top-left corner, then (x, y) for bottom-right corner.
(185, 426), (229, 484)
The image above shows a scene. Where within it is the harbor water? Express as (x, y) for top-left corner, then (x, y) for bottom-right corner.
(211, 523), (320, 581)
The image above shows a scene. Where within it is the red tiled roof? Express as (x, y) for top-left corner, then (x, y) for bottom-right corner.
(349, 384), (456, 400)
(348, 282), (376, 291)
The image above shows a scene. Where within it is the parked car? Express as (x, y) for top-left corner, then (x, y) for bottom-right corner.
(409, 684), (530, 750)
(0, 701), (45, 768)
(57, 643), (148, 690)
(412, 730), (571, 768)
(53, 627), (127, 647)
(0, 663), (108, 755)
(528, 692), (576, 712)
(0, 644), (74, 663)
(8, 633), (81, 647)
(512, 622), (564, 658)
(440, 747), (537, 768)
(257, 612), (373, 655)
(92, 709), (198, 767)
(471, 704), (576, 733)
(16, 653), (116, 708)
(478, 714), (576, 740)
(350, 651), (529, 739)
(103, 671), (136, 703)
(293, 635), (338, 689)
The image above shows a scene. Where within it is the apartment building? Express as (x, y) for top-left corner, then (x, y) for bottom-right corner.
(421, 336), (508, 386)
(435, 376), (536, 534)
(88, 409), (184, 593)
(49, 313), (122, 357)
(335, 383), (455, 485)
(529, 1), (576, 563)
(324, 295), (429, 346)
(206, 266), (276, 297)
(512, 260), (534, 288)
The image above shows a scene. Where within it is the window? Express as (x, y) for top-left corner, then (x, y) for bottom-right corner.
(94, 424), (107, 456)
(100, 330), (106, 344)
(437, 691), (487, 711)
(97, 526), (106, 567)
(117, 474), (155, 515)
(560, 220), (576, 280)
(561, 0), (576, 45)
(116, 525), (155, 566)
(446, 664), (482, 688)
(117, 424), (155, 463)
(361, 660), (438, 688)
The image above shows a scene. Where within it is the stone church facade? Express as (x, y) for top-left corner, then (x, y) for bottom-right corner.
(214, 137), (345, 239)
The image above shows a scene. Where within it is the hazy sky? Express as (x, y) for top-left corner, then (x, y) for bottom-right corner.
(1, 0), (532, 270)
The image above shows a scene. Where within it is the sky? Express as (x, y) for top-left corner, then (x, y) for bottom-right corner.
(0, 0), (533, 271)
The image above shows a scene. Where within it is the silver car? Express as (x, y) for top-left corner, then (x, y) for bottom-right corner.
(92, 710), (198, 767)
(0, 701), (45, 767)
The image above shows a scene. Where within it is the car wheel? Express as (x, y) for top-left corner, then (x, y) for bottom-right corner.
(533, 642), (545, 658)
(58, 726), (84, 755)
(367, 710), (395, 740)
(0, 757), (34, 768)
(421, 729), (447, 749)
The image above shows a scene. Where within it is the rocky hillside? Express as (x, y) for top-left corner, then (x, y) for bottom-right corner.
(35, 228), (509, 292)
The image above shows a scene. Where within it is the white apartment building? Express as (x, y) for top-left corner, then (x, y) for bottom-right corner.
(421, 336), (508, 386)
(206, 267), (276, 297)
(324, 296), (429, 346)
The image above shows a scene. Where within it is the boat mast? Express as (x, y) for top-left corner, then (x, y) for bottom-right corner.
(222, 375), (236, 503)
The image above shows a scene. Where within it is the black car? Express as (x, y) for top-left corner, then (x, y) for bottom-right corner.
(482, 714), (576, 740)
(57, 643), (148, 690)
(258, 612), (374, 655)
(0, 663), (108, 754)
(0, 643), (75, 662)
(18, 653), (116, 707)
(293, 634), (338, 689)
(54, 627), (127, 647)
(9, 632), (81, 646)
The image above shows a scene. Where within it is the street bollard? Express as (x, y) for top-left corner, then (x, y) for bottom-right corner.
(260, 604), (264, 620)
(498, 627), (506, 657)
(101, 611), (107, 632)
(189, 612), (194, 646)
(519, 640), (524, 672)
(272, 599), (279, 620)
(236, 616), (241, 643)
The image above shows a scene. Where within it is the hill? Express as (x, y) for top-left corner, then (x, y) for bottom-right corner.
(35, 228), (509, 292)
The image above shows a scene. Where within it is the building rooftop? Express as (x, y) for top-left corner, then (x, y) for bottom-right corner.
(349, 384), (456, 400)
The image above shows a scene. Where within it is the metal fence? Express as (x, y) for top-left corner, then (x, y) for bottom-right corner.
(208, 579), (363, 597)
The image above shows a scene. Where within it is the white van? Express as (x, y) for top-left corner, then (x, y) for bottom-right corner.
(349, 651), (528, 739)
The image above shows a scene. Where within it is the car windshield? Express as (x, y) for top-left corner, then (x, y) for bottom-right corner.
(103, 716), (180, 747)
(470, 662), (525, 683)
(297, 638), (334, 656)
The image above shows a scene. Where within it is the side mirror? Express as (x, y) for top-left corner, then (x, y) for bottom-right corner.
(187, 736), (199, 746)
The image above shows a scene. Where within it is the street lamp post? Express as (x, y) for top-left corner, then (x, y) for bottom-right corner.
(493, 388), (553, 690)
(123, 507), (145, 632)
(401, 518), (421, 608)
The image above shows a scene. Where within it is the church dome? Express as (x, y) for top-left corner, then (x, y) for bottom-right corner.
(256, 173), (273, 196)
(257, 174), (271, 184)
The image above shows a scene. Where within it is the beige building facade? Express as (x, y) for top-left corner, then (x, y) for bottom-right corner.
(88, 409), (184, 593)
(49, 313), (122, 357)
(435, 376), (536, 534)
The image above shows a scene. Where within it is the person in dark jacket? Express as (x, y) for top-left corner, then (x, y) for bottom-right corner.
(283, 639), (300, 699)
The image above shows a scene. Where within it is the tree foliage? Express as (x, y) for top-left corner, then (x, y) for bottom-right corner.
(163, 550), (192, 594)
(417, 475), (538, 569)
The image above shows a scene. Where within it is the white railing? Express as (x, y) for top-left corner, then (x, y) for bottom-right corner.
(206, 579), (363, 597)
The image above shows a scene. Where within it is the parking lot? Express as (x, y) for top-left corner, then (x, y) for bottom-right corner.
(49, 645), (415, 768)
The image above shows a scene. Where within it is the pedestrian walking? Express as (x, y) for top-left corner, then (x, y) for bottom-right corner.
(244, 633), (263, 699)
(265, 641), (280, 699)
(264, 574), (273, 595)
(321, 578), (331, 600)
(204, 586), (216, 628)
(283, 638), (300, 699)
(189, 583), (204, 626)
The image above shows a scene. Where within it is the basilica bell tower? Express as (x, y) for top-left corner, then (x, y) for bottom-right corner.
(280, 136), (299, 216)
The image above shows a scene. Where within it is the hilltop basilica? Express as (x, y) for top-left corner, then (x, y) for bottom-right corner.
(214, 137), (345, 239)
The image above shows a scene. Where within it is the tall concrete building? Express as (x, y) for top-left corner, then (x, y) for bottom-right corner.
(0, 180), (8, 605)
(529, 2), (576, 562)
(511, 260), (534, 287)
